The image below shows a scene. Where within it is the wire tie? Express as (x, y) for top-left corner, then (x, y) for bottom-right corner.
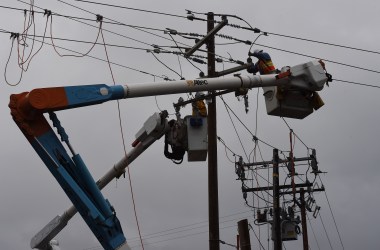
(23, 9), (27, 17)
(96, 14), (103, 23)
(44, 9), (52, 17)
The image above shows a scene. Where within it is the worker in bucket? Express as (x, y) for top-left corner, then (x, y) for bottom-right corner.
(248, 49), (276, 75)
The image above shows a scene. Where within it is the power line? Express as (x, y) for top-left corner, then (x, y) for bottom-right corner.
(281, 117), (310, 150)
(333, 78), (380, 89)
(220, 96), (283, 151)
(254, 43), (380, 75)
(318, 176), (345, 250)
(263, 31), (380, 56)
(1, 2), (164, 32)
(307, 213), (321, 250)
(128, 224), (237, 248)
(56, 0), (176, 43)
(126, 210), (253, 243)
(100, 25), (145, 250)
(319, 213), (334, 250)
(73, 0), (188, 19)
(210, 17), (380, 55)
(16, 33), (168, 79)
(220, 95), (250, 161)
(150, 51), (183, 79)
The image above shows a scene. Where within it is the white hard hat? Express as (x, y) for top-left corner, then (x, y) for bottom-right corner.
(253, 49), (263, 55)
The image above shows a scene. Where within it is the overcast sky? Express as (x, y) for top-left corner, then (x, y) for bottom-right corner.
(1, 0), (380, 250)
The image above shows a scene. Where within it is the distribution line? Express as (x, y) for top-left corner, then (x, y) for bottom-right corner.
(220, 95), (249, 161)
(221, 98), (284, 151)
(318, 176), (345, 249)
(333, 78), (380, 89)
(10, 33), (168, 79)
(207, 15), (380, 55)
(127, 215), (249, 245)
(3, 3), (164, 32)
(254, 43), (380, 74)
(15, 0), (153, 46)
(319, 213), (334, 250)
(264, 31), (380, 55)
(73, 0), (187, 19)
(307, 213), (321, 250)
(126, 210), (253, 243)
(281, 117), (309, 150)
(128, 224), (237, 248)
(150, 52), (183, 79)
(13, 1), (244, 65)
(100, 21), (145, 250)
(56, 0), (178, 43)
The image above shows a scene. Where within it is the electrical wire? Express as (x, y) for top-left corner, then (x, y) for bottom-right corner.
(56, 0), (177, 44)
(333, 78), (380, 89)
(248, 223), (267, 250)
(167, 33), (204, 73)
(319, 213), (334, 250)
(73, 0), (188, 19)
(254, 42), (380, 75)
(217, 136), (240, 164)
(307, 213), (321, 250)
(128, 224), (237, 248)
(4, 34), (24, 86)
(100, 23), (145, 250)
(15, 0), (169, 48)
(150, 52), (182, 79)
(221, 97), (283, 151)
(125, 209), (253, 243)
(281, 117), (309, 149)
(318, 176), (345, 250)
(220, 95), (249, 161)
(264, 31), (380, 55)
(13, 34), (167, 79)
(219, 239), (237, 249)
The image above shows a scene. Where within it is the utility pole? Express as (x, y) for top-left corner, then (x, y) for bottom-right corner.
(300, 188), (309, 250)
(238, 219), (251, 250)
(207, 12), (220, 250)
(273, 148), (282, 250)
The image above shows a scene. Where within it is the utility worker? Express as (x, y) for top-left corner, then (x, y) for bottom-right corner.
(248, 49), (276, 75)
(192, 92), (207, 117)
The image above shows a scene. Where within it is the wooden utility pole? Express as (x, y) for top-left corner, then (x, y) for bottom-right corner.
(273, 148), (282, 250)
(238, 219), (251, 250)
(207, 12), (219, 250)
(300, 188), (309, 250)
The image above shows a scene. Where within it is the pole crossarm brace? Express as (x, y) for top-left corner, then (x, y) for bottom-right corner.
(184, 16), (228, 58)
(212, 63), (251, 78)
(240, 156), (313, 167)
(243, 182), (313, 193)
(280, 187), (325, 195)
(173, 89), (233, 108)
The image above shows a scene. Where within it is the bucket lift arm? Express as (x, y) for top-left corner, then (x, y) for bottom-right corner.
(30, 111), (170, 250)
(8, 60), (328, 250)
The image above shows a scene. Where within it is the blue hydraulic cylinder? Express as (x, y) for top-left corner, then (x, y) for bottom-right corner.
(30, 126), (127, 250)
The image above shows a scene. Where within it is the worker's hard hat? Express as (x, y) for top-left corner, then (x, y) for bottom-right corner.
(253, 49), (263, 56)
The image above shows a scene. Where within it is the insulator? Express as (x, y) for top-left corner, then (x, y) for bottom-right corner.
(228, 23), (241, 29)
(253, 28), (261, 33)
(192, 58), (206, 64)
(217, 34), (233, 40)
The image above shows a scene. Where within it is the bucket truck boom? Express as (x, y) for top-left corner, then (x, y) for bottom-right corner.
(8, 60), (329, 250)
